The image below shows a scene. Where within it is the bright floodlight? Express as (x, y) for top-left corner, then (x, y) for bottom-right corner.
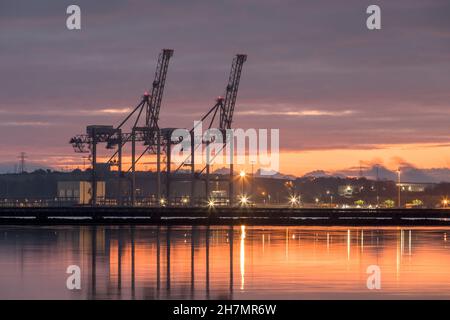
(208, 199), (215, 208)
(289, 195), (299, 205)
(240, 195), (249, 205)
(160, 198), (166, 205)
(239, 170), (246, 178)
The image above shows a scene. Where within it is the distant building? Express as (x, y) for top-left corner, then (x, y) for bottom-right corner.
(210, 190), (228, 206)
(338, 185), (359, 198)
(397, 183), (429, 193)
(57, 181), (105, 204)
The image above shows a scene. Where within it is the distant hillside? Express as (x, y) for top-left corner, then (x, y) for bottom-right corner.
(0, 162), (53, 174)
(334, 165), (450, 183)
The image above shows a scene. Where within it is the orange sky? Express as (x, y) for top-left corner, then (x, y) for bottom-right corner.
(50, 141), (450, 177)
(277, 142), (450, 176)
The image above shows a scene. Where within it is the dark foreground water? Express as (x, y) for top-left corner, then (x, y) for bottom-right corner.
(1, 225), (450, 299)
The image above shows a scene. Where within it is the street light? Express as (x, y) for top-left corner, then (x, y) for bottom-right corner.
(207, 199), (216, 208)
(289, 195), (300, 207)
(239, 195), (249, 206)
(397, 168), (401, 208)
(239, 170), (246, 194)
(442, 198), (449, 208)
(326, 190), (333, 207)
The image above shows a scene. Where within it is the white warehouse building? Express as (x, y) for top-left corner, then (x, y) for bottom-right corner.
(57, 181), (105, 205)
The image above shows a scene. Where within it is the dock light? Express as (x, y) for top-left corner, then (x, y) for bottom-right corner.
(159, 198), (166, 205)
(207, 199), (216, 208)
(239, 195), (249, 206)
(289, 195), (299, 206)
(442, 198), (449, 208)
(182, 197), (188, 204)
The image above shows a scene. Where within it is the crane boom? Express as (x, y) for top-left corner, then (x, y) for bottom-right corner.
(173, 53), (247, 174)
(220, 54), (247, 129)
(146, 49), (174, 130)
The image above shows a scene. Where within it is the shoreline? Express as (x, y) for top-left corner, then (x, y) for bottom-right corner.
(1, 207), (450, 226)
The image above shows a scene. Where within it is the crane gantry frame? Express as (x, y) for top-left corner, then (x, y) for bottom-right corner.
(69, 49), (174, 205)
(69, 51), (247, 207)
(171, 54), (247, 206)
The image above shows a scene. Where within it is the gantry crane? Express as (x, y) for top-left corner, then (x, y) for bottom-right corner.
(172, 54), (247, 206)
(69, 49), (174, 205)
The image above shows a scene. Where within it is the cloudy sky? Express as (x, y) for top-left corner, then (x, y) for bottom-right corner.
(1, 0), (450, 175)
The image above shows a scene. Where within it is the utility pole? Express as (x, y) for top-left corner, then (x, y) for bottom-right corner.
(82, 155), (89, 170)
(251, 161), (255, 200)
(359, 160), (363, 178)
(18, 152), (27, 173)
(376, 164), (380, 207)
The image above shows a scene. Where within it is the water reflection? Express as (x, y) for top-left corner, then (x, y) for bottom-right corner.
(2, 226), (450, 299)
(240, 225), (245, 291)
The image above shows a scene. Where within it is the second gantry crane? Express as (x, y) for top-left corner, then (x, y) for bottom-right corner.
(172, 54), (247, 206)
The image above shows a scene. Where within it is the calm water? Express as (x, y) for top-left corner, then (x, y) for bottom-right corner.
(1, 225), (450, 299)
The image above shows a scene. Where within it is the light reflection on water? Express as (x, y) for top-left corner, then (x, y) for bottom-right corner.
(1, 225), (450, 299)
